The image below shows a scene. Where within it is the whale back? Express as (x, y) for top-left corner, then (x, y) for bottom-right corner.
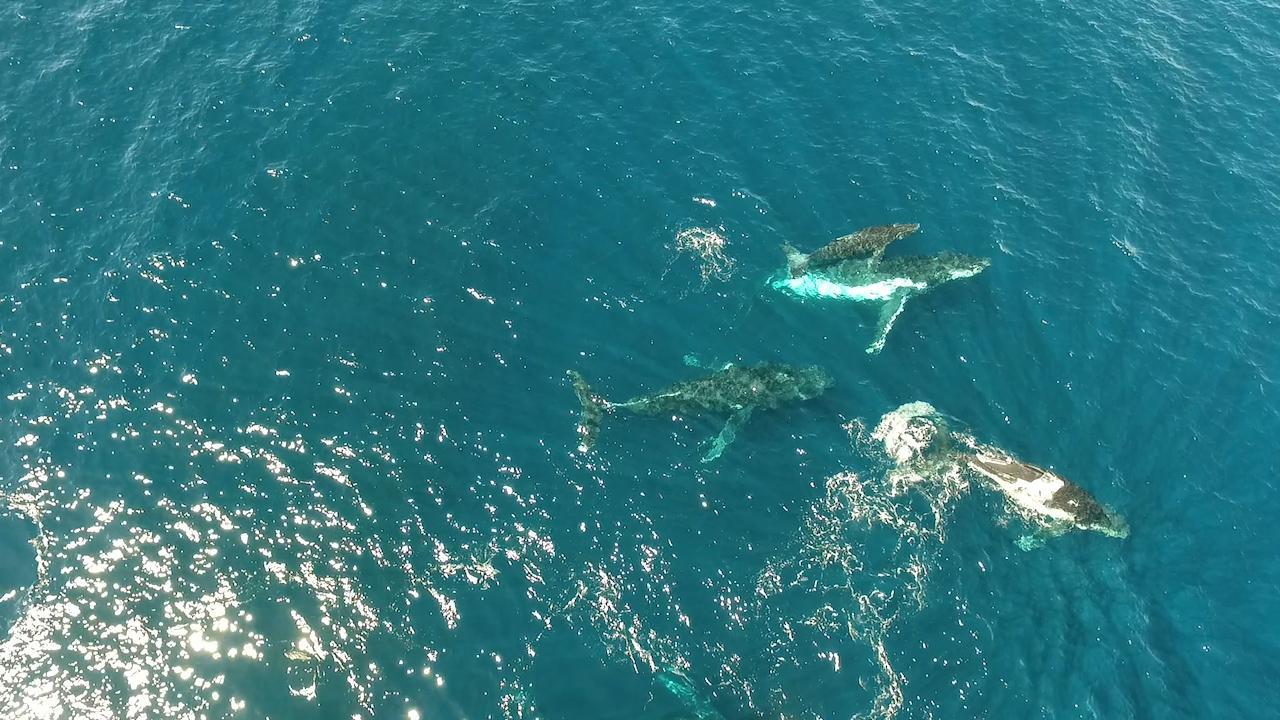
(805, 223), (919, 271)
(967, 451), (1128, 538)
(628, 363), (832, 415)
(876, 253), (990, 286)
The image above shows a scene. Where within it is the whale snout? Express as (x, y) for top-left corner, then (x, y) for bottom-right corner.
(952, 256), (991, 276)
(1091, 512), (1130, 539)
(786, 365), (834, 400)
(1075, 502), (1129, 539)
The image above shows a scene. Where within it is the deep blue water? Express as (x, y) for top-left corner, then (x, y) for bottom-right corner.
(2, 1), (1279, 718)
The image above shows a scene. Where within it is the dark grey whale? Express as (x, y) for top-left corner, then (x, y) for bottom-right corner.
(569, 362), (832, 461)
(782, 223), (919, 277)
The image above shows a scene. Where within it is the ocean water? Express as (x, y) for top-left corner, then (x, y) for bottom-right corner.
(1, 1), (1278, 718)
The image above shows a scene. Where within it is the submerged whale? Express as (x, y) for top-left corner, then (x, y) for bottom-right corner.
(568, 362), (832, 462)
(874, 402), (1128, 544)
(655, 670), (725, 720)
(782, 223), (920, 277)
(771, 253), (990, 354)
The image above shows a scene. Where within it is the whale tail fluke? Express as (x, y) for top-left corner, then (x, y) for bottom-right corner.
(781, 244), (809, 277)
(567, 370), (607, 453)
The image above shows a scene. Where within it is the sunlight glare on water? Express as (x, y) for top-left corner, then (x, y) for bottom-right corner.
(2, 0), (1280, 718)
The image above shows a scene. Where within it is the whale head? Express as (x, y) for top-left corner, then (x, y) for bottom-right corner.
(877, 253), (990, 287)
(782, 364), (834, 400)
(925, 253), (991, 284)
(942, 254), (991, 278)
(732, 363), (834, 406)
(1072, 501), (1130, 539)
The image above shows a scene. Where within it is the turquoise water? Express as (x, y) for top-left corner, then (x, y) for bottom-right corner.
(2, 1), (1278, 718)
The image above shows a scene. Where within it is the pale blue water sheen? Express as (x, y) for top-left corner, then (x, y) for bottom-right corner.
(1, 1), (1278, 718)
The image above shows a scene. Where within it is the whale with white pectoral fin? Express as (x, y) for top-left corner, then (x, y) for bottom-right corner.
(772, 225), (989, 354)
(874, 402), (1128, 548)
(568, 361), (832, 462)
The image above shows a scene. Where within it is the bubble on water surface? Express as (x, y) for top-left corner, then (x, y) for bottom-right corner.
(674, 226), (735, 283)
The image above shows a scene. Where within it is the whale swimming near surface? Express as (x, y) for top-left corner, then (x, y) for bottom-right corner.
(782, 223), (920, 278)
(771, 252), (990, 354)
(961, 443), (1129, 542)
(654, 669), (726, 720)
(568, 362), (832, 462)
(873, 402), (1128, 545)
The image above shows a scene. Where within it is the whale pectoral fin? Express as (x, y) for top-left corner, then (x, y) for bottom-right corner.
(1013, 519), (1073, 551)
(866, 292), (912, 354)
(701, 406), (754, 463)
(1014, 522), (1071, 551)
(656, 668), (724, 720)
(1014, 532), (1048, 552)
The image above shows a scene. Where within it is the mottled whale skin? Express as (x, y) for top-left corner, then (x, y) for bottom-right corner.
(568, 362), (832, 461)
(771, 253), (990, 354)
(782, 223), (920, 277)
(964, 446), (1129, 539)
(875, 402), (1128, 543)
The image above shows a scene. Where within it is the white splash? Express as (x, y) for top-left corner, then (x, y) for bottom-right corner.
(674, 226), (735, 282)
(772, 274), (922, 301)
(871, 401), (943, 465)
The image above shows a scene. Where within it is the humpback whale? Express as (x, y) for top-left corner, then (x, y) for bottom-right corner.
(568, 362), (832, 462)
(771, 253), (989, 354)
(874, 402), (1128, 544)
(962, 443), (1129, 540)
(655, 670), (726, 720)
(782, 223), (919, 277)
